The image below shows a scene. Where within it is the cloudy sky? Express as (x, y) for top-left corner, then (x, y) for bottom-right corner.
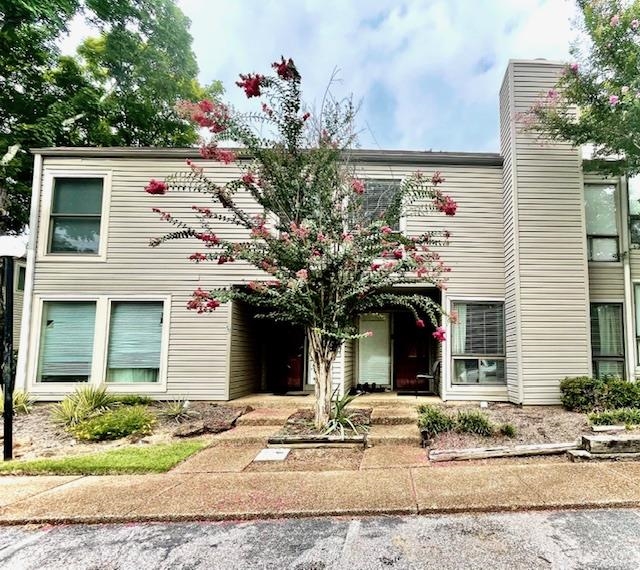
(63, 0), (580, 153)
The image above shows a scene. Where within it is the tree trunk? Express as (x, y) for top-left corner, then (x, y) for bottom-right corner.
(308, 328), (337, 430)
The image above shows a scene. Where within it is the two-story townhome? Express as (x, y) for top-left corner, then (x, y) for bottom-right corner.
(12, 59), (639, 404)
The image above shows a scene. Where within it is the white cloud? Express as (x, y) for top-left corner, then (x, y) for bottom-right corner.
(63, 0), (579, 151)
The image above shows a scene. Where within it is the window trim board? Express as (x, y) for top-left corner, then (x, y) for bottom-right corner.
(28, 294), (170, 394)
(37, 169), (112, 262)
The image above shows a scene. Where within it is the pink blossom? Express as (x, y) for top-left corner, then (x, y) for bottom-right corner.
(242, 172), (256, 184)
(272, 57), (299, 80)
(380, 225), (393, 234)
(370, 262), (381, 271)
(236, 73), (264, 97)
(363, 330), (374, 338)
(416, 319), (425, 328)
(195, 232), (220, 246)
(432, 327), (446, 342)
(610, 14), (620, 27)
(216, 149), (236, 164)
(198, 99), (215, 113)
(546, 89), (559, 102)
(610, 94), (620, 106)
(449, 310), (459, 325)
(192, 205), (212, 217)
(296, 269), (308, 280)
(302, 112), (311, 121)
(431, 171), (445, 185)
(342, 232), (354, 243)
(145, 179), (167, 195)
(351, 179), (365, 195)
(632, 19), (640, 30)
(188, 252), (207, 262)
(393, 248), (404, 260)
(569, 63), (579, 73)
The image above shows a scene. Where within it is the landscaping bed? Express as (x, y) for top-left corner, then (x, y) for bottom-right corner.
(0, 400), (251, 462)
(425, 403), (591, 451)
(273, 407), (372, 439)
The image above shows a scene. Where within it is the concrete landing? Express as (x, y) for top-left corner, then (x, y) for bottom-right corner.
(367, 424), (422, 446)
(236, 408), (297, 426)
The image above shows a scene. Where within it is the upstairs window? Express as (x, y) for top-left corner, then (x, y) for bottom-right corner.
(363, 180), (401, 229)
(48, 178), (104, 254)
(585, 184), (619, 262)
(629, 177), (640, 245)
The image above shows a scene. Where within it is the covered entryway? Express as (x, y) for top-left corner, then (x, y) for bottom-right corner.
(263, 323), (306, 394)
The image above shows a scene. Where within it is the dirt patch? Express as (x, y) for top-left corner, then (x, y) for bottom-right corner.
(245, 448), (363, 472)
(275, 408), (372, 437)
(0, 402), (251, 461)
(424, 403), (590, 450)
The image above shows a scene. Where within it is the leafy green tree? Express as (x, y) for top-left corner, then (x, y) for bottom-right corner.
(145, 58), (456, 428)
(0, 0), (219, 234)
(530, 0), (640, 175)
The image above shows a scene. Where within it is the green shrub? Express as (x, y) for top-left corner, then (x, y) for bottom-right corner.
(158, 399), (198, 423)
(499, 423), (517, 438)
(417, 405), (455, 438)
(0, 390), (34, 415)
(456, 410), (495, 436)
(559, 376), (603, 412)
(112, 394), (154, 407)
(51, 386), (116, 427)
(588, 408), (640, 426)
(598, 378), (640, 410)
(71, 406), (155, 442)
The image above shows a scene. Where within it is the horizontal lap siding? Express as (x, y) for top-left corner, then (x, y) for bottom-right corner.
(509, 61), (591, 404)
(228, 301), (260, 399)
(500, 70), (521, 403)
(13, 289), (23, 350)
(32, 157), (266, 400)
(589, 265), (625, 301)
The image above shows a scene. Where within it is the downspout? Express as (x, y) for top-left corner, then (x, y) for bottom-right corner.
(15, 153), (42, 391)
(621, 176), (636, 381)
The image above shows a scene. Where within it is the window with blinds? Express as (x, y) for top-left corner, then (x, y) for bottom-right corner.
(451, 302), (505, 385)
(584, 184), (619, 262)
(591, 303), (624, 378)
(106, 301), (163, 383)
(48, 178), (103, 254)
(363, 180), (401, 228)
(37, 301), (96, 382)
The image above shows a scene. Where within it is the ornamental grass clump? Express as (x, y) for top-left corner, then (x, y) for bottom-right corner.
(145, 57), (457, 429)
(455, 410), (495, 437)
(51, 385), (116, 427)
(158, 399), (199, 423)
(0, 390), (34, 415)
(323, 390), (367, 437)
(71, 406), (155, 442)
(417, 405), (456, 438)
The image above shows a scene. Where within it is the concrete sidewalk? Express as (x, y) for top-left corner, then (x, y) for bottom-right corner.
(2, 460), (640, 525)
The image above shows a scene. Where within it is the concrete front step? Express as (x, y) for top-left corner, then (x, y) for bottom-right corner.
(582, 434), (640, 454)
(367, 424), (422, 446)
(568, 449), (640, 462)
(370, 407), (418, 426)
(236, 408), (297, 426)
(209, 426), (279, 446)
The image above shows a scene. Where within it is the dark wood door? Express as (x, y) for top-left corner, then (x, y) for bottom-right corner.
(393, 312), (430, 390)
(269, 325), (305, 392)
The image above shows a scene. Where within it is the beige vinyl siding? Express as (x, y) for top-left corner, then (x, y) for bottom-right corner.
(29, 157), (266, 400)
(12, 263), (25, 350)
(502, 61), (592, 404)
(589, 264), (625, 300)
(228, 301), (260, 399)
(343, 339), (354, 394)
(500, 66), (521, 403)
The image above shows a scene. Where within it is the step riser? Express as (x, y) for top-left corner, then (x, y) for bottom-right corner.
(582, 435), (640, 454)
(371, 417), (417, 426)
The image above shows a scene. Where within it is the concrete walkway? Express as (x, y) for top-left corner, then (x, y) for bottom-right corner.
(2, 460), (640, 525)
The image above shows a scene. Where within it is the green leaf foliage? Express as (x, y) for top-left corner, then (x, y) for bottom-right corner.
(71, 405), (155, 441)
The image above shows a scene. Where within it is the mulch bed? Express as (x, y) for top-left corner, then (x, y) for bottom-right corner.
(275, 408), (372, 437)
(0, 402), (252, 461)
(426, 403), (591, 450)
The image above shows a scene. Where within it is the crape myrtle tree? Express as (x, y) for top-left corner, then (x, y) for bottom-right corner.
(145, 57), (458, 429)
(529, 0), (640, 176)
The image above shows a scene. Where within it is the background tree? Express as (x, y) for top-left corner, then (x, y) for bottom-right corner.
(145, 58), (457, 428)
(530, 0), (640, 175)
(0, 0), (221, 234)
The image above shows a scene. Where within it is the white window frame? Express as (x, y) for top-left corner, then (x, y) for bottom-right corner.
(14, 261), (26, 292)
(590, 301), (626, 378)
(442, 295), (508, 398)
(38, 169), (112, 262)
(584, 181), (622, 264)
(362, 178), (404, 231)
(28, 294), (170, 394)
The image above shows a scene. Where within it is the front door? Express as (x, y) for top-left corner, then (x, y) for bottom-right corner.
(393, 312), (430, 391)
(267, 325), (305, 393)
(358, 314), (391, 387)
